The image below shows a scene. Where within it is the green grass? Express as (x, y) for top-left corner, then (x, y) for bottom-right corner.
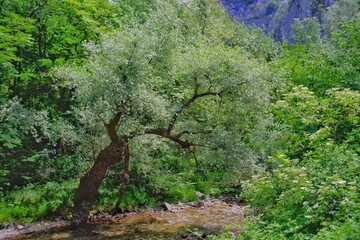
(0, 179), (78, 225)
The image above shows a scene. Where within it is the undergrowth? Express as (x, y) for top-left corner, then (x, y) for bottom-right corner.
(0, 179), (78, 227)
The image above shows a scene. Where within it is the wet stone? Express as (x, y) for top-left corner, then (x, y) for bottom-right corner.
(162, 202), (173, 211)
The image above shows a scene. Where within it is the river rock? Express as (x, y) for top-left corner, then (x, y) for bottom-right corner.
(181, 232), (207, 239)
(15, 224), (25, 230)
(70, 218), (82, 227)
(162, 202), (173, 211)
(195, 191), (204, 199)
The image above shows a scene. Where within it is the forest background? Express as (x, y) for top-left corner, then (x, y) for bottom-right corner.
(0, 0), (359, 239)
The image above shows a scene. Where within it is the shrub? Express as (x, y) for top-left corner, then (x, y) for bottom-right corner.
(239, 87), (360, 239)
(0, 179), (77, 224)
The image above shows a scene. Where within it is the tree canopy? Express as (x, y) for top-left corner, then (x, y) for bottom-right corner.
(54, 0), (276, 209)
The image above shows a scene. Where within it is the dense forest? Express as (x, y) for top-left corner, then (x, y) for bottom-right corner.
(0, 0), (359, 239)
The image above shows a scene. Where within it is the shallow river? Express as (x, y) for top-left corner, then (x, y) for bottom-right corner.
(24, 200), (245, 240)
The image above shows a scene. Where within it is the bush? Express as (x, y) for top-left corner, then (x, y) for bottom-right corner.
(97, 183), (155, 212)
(149, 173), (198, 202)
(238, 87), (360, 239)
(0, 179), (77, 225)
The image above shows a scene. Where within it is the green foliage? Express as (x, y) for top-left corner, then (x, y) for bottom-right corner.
(1, 0), (278, 208)
(119, 185), (155, 209)
(282, 16), (360, 94)
(195, 180), (223, 196)
(112, 0), (155, 25)
(0, 180), (77, 224)
(0, 0), (117, 108)
(0, 98), (85, 190)
(208, 231), (237, 240)
(97, 183), (155, 212)
(271, 86), (360, 157)
(0, 0), (153, 192)
(315, 218), (360, 240)
(323, 0), (360, 37)
(233, 14), (360, 239)
(239, 86), (360, 239)
(0, 0), (125, 192)
(292, 17), (321, 45)
(1, 3), (358, 240)
(152, 174), (198, 202)
(331, 16), (360, 90)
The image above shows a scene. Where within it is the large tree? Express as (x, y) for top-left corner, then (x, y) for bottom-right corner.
(56, 0), (275, 213)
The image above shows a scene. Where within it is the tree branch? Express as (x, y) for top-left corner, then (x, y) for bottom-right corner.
(29, 0), (48, 18)
(148, 33), (167, 64)
(175, 129), (211, 138)
(124, 79), (248, 148)
(105, 101), (127, 145)
(144, 128), (192, 148)
(166, 83), (223, 134)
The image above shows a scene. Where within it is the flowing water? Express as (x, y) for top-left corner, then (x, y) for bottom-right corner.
(21, 200), (245, 240)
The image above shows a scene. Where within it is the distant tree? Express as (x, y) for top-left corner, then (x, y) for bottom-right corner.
(280, 15), (360, 95)
(291, 18), (321, 45)
(323, 0), (360, 38)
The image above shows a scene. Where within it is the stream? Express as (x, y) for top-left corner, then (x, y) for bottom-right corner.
(1, 199), (245, 240)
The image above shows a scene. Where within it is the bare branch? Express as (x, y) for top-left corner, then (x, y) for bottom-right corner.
(124, 127), (192, 148)
(175, 129), (211, 138)
(98, 114), (106, 125)
(166, 86), (222, 134)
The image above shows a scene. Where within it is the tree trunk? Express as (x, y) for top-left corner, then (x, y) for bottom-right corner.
(114, 145), (130, 212)
(73, 143), (123, 205)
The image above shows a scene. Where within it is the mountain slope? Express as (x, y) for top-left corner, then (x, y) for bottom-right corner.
(221, 0), (335, 41)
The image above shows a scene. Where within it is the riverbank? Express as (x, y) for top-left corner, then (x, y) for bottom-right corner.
(0, 197), (246, 240)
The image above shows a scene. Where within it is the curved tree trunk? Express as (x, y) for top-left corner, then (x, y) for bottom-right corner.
(71, 108), (126, 224)
(74, 143), (123, 205)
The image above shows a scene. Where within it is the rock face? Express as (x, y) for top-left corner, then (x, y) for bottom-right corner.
(221, 0), (336, 41)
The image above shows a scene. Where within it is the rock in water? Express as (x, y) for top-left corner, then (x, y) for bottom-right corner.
(162, 202), (173, 211)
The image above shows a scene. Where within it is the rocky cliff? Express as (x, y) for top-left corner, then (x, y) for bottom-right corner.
(221, 0), (335, 41)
